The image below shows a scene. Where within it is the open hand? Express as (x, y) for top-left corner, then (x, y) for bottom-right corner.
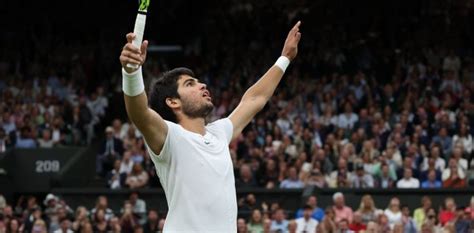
(281, 21), (302, 61)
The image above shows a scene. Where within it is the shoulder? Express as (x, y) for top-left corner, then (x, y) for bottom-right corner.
(207, 118), (233, 131)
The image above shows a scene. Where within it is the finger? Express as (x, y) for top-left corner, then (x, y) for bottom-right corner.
(291, 21), (301, 32)
(140, 40), (149, 59)
(123, 51), (143, 63)
(296, 32), (302, 42)
(126, 33), (136, 43)
(120, 55), (141, 65)
(124, 57), (142, 65)
(125, 43), (141, 54)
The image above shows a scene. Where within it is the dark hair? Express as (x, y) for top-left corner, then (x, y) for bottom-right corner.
(149, 67), (195, 123)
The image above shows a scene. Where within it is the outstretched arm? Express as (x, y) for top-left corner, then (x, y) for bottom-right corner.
(120, 33), (168, 155)
(229, 21), (302, 139)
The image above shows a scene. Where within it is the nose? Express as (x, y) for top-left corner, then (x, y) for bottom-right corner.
(200, 83), (207, 90)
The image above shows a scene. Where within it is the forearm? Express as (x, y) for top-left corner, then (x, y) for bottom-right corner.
(124, 94), (150, 127)
(241, 63), (285, 105)
(122, 68), (151, 129)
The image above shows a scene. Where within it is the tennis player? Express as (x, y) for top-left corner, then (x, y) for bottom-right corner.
(119, 21), (301, 232)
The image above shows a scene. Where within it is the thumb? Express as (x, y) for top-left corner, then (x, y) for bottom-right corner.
(141, 40), (149, 57)
(126, 33), (136, 43)
(296, 32), (302, 42)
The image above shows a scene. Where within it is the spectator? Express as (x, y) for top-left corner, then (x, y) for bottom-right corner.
(247, 209), (264, 233)
(420, 145), (445, 172)
(413, 196), (432, 230)
(439, 197), (456, 226)
(107, 159), (126, 189)
(374, 163), (395, 188)
(97, 126), (124, 176)
(238, 194), (258, 213)
(348, 212), (366, 232)
(125, 163), (149, 189)
(119, 151), (135, 175)
(128, 192), (147, 225)
(336, 218), (353, 233)
(92, 209), (110, 232)
(303, 169), (328, 188)
(287, 220), (297, 233)
(120, 202), (138, 233)
(337, 102), (358, 130)
(332, 192), (353, 223)
(317, 207), (337, 233)
(464, 197), (474, 220)
(453, 207), (471, 233)
(396, 157), (420, 181)
(37, 129), (55, 148)
(6, 218), (23, 233)
(263, 218), (272, 233)
(376, 214), (391, 232)
(15, 126), (36, 148)
(237, 218), (247, 233)
(31, 219), (48, 233)
(279, 167), (304, 189)
(142, 210), (159, 233)
(350, 163), (374, 188)
(451, 144), (468, 171)
(419, 157), (442, 182)
(421, 169), (442, 188)
(431, 127), (453, 157)
(236, 164), (258, 188)
(24, 207), (44, 232)
(401, 205), (417, 233)
(71, 206), (89, 232)
(396, 168), (420, 188)
(384, 197), (402, 229)
(295, 204), (318, 233)
(90, 196), (114, 221)
(452, 124), (472, 155)
(365, 221), (379, 233)
(328, 158), (353, 188)
(356, 194), (381, 224)
(294, 195), (324, 222)
(109, 216), (122, 233)
(270, 208), (288, 233)
(442, 158), (466, 188)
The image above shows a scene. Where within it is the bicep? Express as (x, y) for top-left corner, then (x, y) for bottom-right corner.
(135, 108), (168, 156)
(124, 93), (168, 155)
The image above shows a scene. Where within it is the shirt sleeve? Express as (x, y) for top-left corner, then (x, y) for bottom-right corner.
(208, 118), (234, 144)
(144, 120), (175, 163)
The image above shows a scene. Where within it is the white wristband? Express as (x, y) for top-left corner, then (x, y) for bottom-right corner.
(122, 67), (145, 96)
(275, 56), (291, 72)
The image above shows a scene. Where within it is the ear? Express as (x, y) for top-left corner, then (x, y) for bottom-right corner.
(165, 97), (180, 109)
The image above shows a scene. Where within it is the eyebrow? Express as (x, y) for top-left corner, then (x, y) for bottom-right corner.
(183, 78), (199, 86)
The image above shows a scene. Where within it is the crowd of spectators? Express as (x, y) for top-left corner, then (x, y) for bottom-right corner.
(0, 54), (110, 150)
(1, 0), (474, 232)
(0, 193), (162, 233)
(1, 193), (473, 233)
(94, 0), (474, 190)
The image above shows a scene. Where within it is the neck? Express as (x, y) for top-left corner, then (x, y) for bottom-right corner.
(179, 117), (207, 135)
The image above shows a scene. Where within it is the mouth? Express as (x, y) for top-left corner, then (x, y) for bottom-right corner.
(202, 90), (212, 100)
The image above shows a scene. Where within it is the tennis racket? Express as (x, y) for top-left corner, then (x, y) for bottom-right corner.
(126, 0), (150, 69)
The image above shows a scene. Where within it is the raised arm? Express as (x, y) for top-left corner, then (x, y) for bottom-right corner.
(229, 21), (302, 139)
(120, 33), (168, 155)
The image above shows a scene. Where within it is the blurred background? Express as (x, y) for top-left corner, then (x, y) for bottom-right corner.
(0, 0), (474, 232)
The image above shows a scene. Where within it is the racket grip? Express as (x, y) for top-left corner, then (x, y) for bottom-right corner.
(127, 13), (147, 69)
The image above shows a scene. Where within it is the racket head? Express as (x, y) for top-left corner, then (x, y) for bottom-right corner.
(138, 0), (150, 12)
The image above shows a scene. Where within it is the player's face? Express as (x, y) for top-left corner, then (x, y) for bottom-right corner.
(176, 75), (214, 119)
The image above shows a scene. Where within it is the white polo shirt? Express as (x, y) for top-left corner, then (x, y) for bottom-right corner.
(146, 118), (237, 233)
(396, 178), (420, 188)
